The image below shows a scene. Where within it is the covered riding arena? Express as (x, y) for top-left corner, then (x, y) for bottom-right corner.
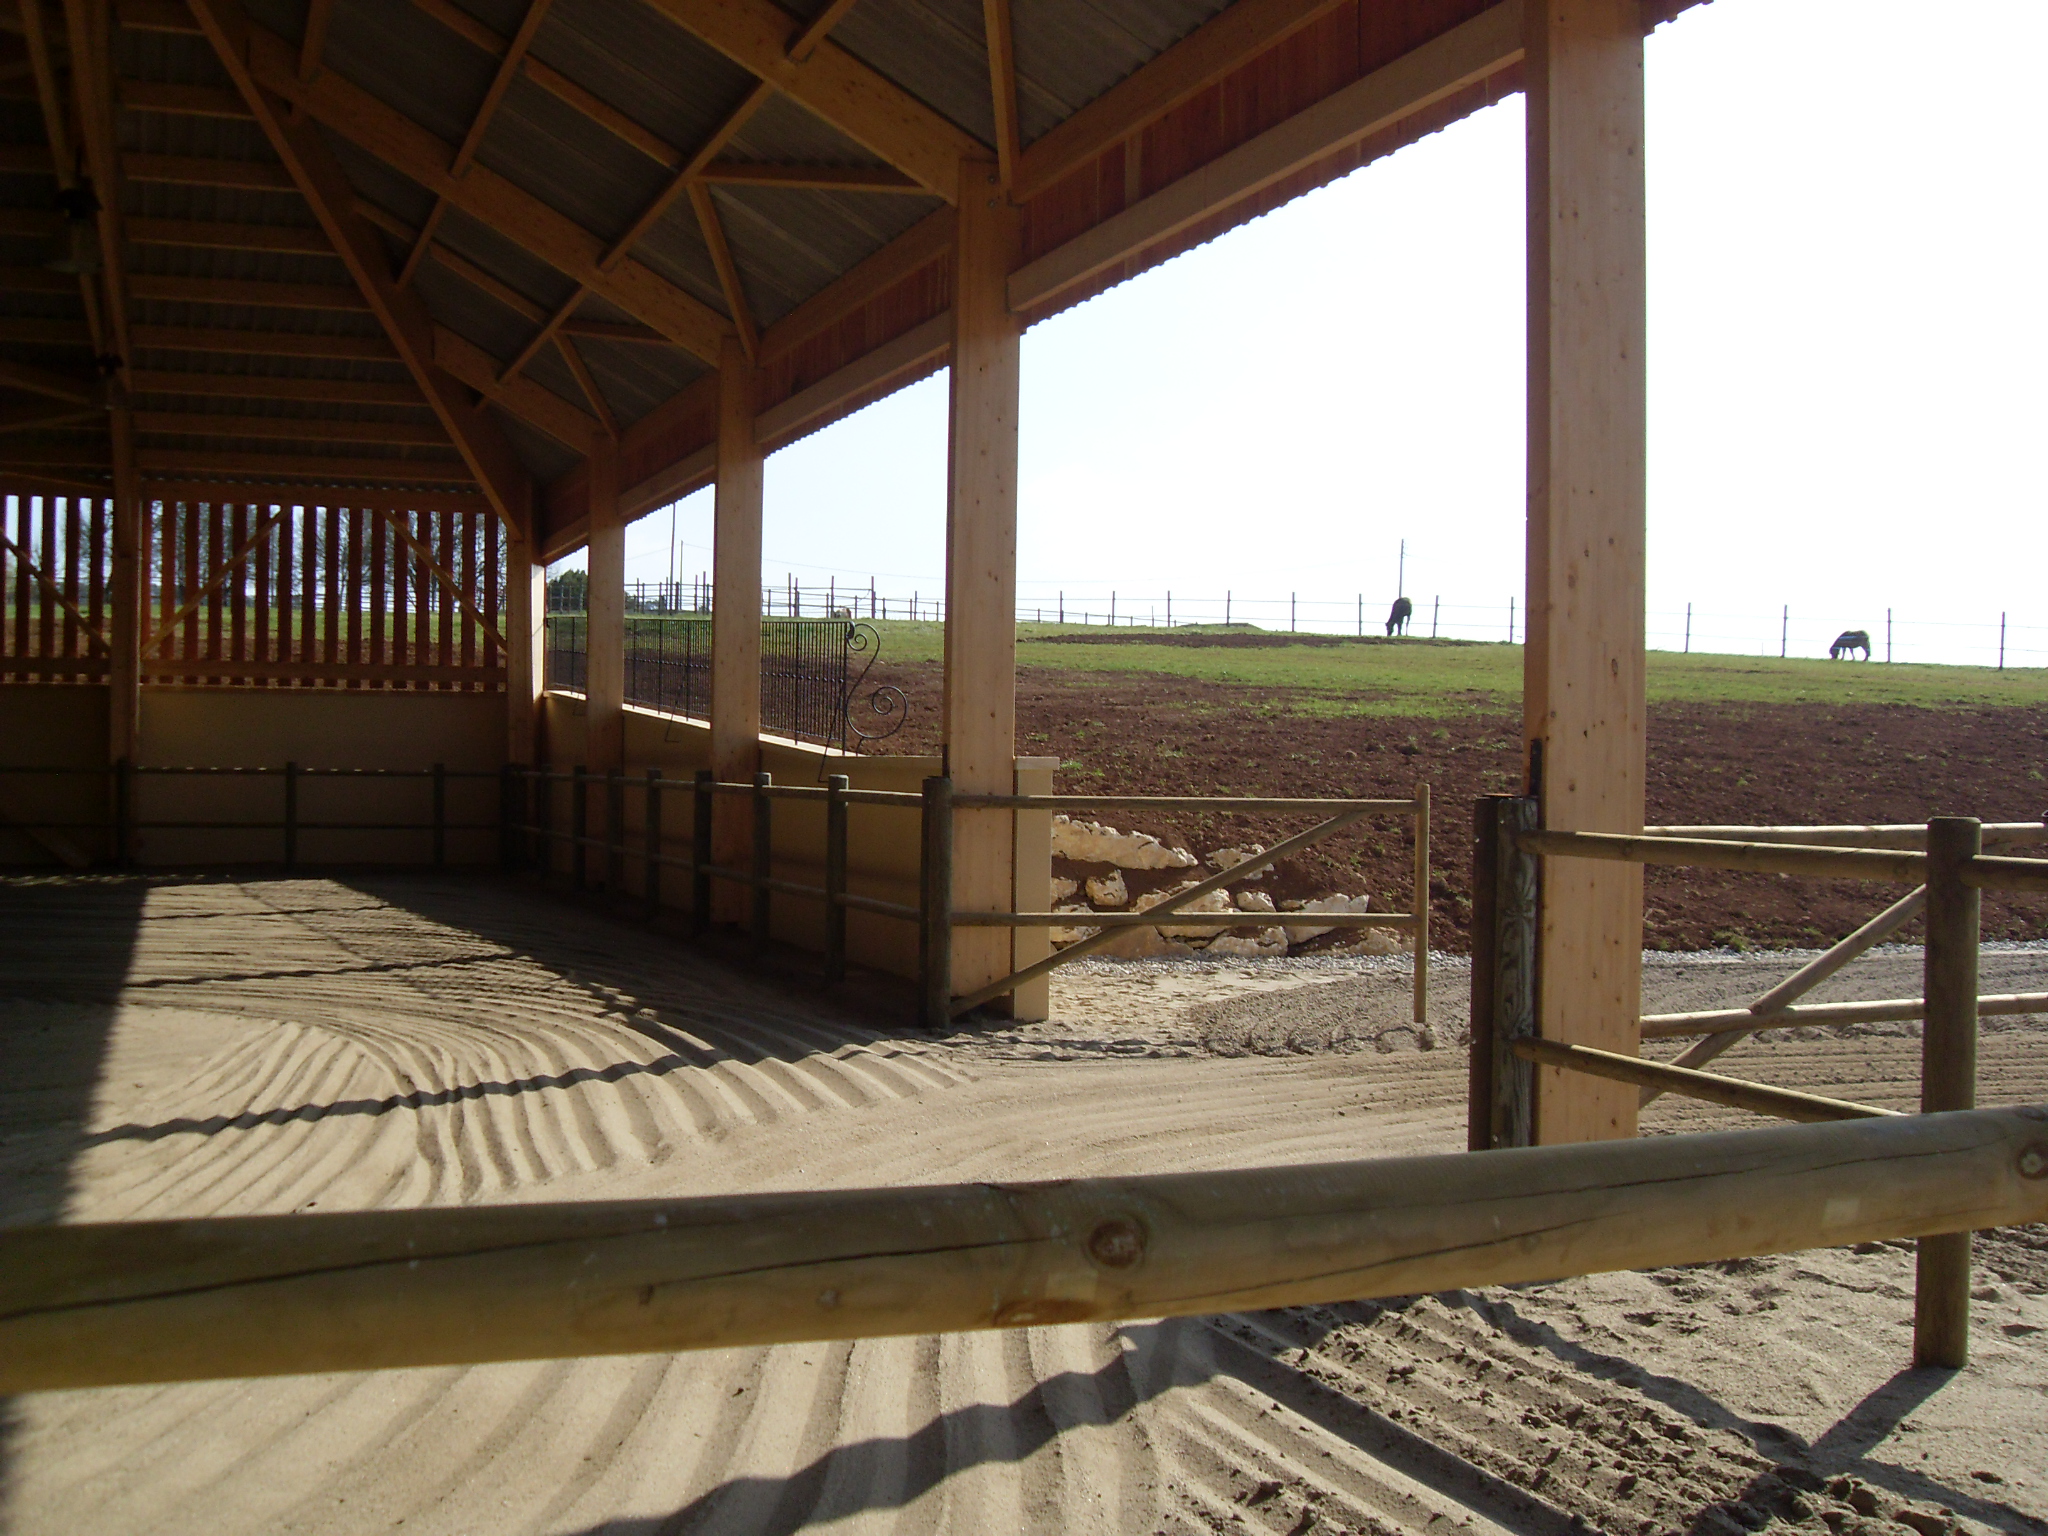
(3, 0), (2045, 1531)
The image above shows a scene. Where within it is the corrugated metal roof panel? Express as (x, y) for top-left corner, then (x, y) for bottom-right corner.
(536, 0), (756, 159)
(567, 335), (707, 428)
(1011, 0), (1236, 141)
(323, 0), (497, 148)
(712, 184), (944, 330)
(830, 0), (997, 145)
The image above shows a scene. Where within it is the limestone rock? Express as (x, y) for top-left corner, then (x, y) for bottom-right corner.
(1094, 925), (1196, 959)
(1284, 893), (1372, 944)
(1134, 881), (1232, 939)
(1052, 816), (1197, 869)
(1049, 902), (1098, 944)
(1050, 876), (1079, 902)
(1207, 844), (1267, 878)
(1325, 928), (1404, 957)
(1204, 926), (1289, 958)
(1084, 870), (1128, 907)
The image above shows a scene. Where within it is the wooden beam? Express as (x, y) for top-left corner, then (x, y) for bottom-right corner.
(699, 160), (921, 192)
(982, 0), (1019, 190)
(124, 152), (297, 190)
(117, 79), (251, 118)
(371, 504), (507, 648)
(709, 335), (761, 922)
(140, 504), (290, 652)
(601, 81), (771, 273)
(129, 324), (395, 360)
(758, 207), (951, 361)
(636, 0), (981, 199)
(505, 509), (544, 763)
(687, 182), (757, 358)
(298, 0), (335, 80)
(432, 324), (604, 454)
(116, 0), (202, 35)
(561, 320), (664, 344)
(189, 0), (530, 528)
(128, 273), (370, 311)
(108, 409), (141, 764)
(5, 1103), (2043, 1391)
(58, 0), (134, 362)
(555, 337), (617, 439)
(134, 411), (448, 446)
(129, 371), (422, 406)
(248, 27), (730, 362)
(756, 310), (945, 451)
(787, 0), (863, 63)
(0, 526), (111, 652)
(943, 158), (1019, 1008)
(1525, 0), (1647, 1145)
(134, 448), (476, 483)
(127, 216), (335, 253)
(1008, 3), (1522, 314)
(1011, 0), (1350, 200)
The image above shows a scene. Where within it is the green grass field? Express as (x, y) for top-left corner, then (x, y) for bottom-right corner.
(865, 621), (2048, 716)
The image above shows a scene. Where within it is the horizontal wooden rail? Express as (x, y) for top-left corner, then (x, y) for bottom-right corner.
(1512, 1038), (1896, 1122)
(953, 794), (1417, 813)
(1648, 822), (2048, 851)
(950, 909), (1416, 929)
(1642, 992), (2048, 1040)
(1515, 829), (1928, 883)
(1962, 854), (2048, 894)
(511, 768), (919, 808)
(4, 1105), (2042, 1392)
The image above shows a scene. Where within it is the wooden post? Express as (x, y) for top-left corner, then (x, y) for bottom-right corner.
(282, 760), (299, 871)
(942, 158), (1022, 1010)
(691, 768), (713, 932)
(107, 417), (142, 786)
(571, 766), (588, 891)
(824, 772), (849, 984)
(499, 764), (519, 872)
(1916, 815), (1981, 1368)
(1467, 796), (1501, 1151)
(534, 763), (552, 877)
(605, 769), (624, 894)
(1411, 780), (1430, 1024)
(1490, 796), (1540, 1149)
(751, 770), (773, 942)
(1010, 756), (1057, 1021)
(919, 775), (954, 1031)
(504, 504), (545, 769)
(1524, 0), (1647, 1144)
(584, 445), (625, 791)
(113, 756), (133, 866)
(711, 337), (764, 925)
(644, 767), (662, 920)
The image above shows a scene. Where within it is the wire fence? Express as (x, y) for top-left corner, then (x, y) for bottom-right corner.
(591, 575), (2039, 670)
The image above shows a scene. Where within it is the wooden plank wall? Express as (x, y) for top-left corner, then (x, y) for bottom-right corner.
(1, 488), (505, 692)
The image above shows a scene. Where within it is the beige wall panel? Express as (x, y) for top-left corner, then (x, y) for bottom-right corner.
(0, 683), (111, 863)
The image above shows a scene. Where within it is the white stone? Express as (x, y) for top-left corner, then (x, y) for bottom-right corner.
(1325, 928), (1404, 957)
(1084, 870), (1128, 907)
(1203, 926), (1289, 958)
(1049, 902), (1098, 944)
(1133, 881), (1233, 939)
(1052, 816), (1197, 869)
(1050, 876), (1079, 902)
(1234, 890), (1276, 913)
(1284, 893), (1373, 944)
(1207, 844), (1267, 878)
(1094, 925), (1196, 959)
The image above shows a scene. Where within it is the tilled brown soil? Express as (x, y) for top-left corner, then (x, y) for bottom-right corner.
(861, 661), (2048, 953)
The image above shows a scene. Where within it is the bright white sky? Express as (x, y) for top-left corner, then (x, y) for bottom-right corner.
(599, 0), (2048, 667)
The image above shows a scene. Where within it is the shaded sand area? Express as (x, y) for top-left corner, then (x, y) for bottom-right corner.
(2, 875), (2045, 1535)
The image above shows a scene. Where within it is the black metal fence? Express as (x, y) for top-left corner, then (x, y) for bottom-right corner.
(544, 615), (903, 751)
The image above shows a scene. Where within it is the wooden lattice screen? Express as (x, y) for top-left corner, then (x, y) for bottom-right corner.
(1, 490), (506, 691)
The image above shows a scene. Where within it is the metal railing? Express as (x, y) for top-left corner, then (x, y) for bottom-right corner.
(1470, 803), (2048, 1369)
(0, 761), (497, 867)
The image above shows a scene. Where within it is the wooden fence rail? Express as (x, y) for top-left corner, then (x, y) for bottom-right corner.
(3, 1102), (2042, 1393)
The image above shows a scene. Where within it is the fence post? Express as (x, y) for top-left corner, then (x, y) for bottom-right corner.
(1489, 796), (1540, 1149)
(1411, 781), (1430, 1024)
(644, 767), (662, 921)
(432, 762), (447, 869)
(825, 773), (849, 985)
(919, 776), (954, 1031)
(283, 760), (299, 871)
(751, 771), (773, 943)
(691, 769), (713, 932)
(1467, 797), (1501, 1151)
(113, 756), (132, 866)
(606, 770), (625, 894)
(571, 766), (588, 890)
(1915, 815), (1981, 1369)
(498, 764), (518, 872)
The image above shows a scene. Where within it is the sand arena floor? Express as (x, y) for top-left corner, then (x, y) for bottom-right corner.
(2, 874), (2045, 1536)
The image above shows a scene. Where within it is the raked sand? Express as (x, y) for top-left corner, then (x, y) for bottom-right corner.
(2, 875), (2044, 1535)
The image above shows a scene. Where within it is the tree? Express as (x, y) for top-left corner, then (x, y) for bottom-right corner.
(546, 569), (587, 612)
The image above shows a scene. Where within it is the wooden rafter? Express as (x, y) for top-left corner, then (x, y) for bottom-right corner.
(400, 0), (554, 287)
(18, 0), (109, 357)
(131, 371), (422, 406)
(787, 0), (864, 63)
(699, 161), (919, 192)
(636, 0), (981, 199)
(134, 448), (475, 482)
(432, 324), (604, 455)
(982, 0), (1020, 190)
(246, 26), (730, 363)
(118, 80), (251, 118)
(298, 0), (335, 80)
(0, 357), (96, 405)
(186, 0), (529, 526)
(555, 339), (617, 440)
(133, 412), (449, 446)
(687, 182), (756, 359)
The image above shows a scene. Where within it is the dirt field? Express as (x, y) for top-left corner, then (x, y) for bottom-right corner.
(860, 655), (2048, 953)
(4, 874), (2044, 1536)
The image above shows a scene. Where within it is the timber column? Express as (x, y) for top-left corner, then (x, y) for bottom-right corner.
(584, 443), (625, 885)
(502, 478), (544, 768)
(943, 160), (1022, 1009)
(709, 336), (763, 925)
(1524, 0), (1647, 1142)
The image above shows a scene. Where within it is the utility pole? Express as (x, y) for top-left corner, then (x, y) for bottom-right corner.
(1781, 604), (1788, 659)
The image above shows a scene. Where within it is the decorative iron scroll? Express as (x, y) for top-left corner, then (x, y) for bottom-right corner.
(838, 621), (906, 753)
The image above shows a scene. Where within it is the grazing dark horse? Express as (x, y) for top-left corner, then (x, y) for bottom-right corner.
(1830, 629), (1872, 660)
(1386, 596), (1413, 636)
